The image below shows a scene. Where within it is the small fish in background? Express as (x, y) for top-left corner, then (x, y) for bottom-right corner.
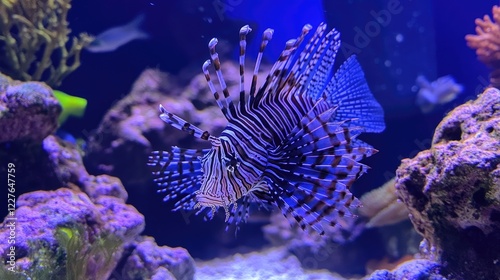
(415, 75), (464, 113)
(85, 13), (149, 53)
(149, 24), (385, 235)
(52, 90), (87, 125)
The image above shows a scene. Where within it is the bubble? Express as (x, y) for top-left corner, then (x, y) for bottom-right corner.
(384, 60), (392, 67)
(396, 33), (404, 42)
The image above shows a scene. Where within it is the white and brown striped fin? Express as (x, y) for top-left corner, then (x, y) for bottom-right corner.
(264, 100), (376, 235)
(148, 147), (207, 203)
(249, 28), (274, 104)
(207, 38), (238, 119)
(158, 104), (212, 141)
(238, 25), (252, 112)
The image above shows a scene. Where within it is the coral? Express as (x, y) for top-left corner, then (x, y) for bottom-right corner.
(42, 135), (89, 184)
(395, 87), (500, 279)
(0, 240), (64, 280)
(0, 187), (145, 278)
(466, 5), (500, 88)
(0, 224), (123, 280)
(81, 174), (128, 202)
(0, 0), (93, 87)
(358, 178), (409, 228)
(56, 226), (122, 280)
(0, 124), (197, 279)
(0, 134), (86, 192)
(365, 255), (414, 275)
(0, 73), (61, 143)
(196, 246), (346, 280)
(366, 259), (447, 280)
(120, 236), (195, 280)
(85, 62), (268, 187)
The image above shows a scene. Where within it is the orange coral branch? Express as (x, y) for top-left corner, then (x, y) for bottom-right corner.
(466, 5), (500, 88)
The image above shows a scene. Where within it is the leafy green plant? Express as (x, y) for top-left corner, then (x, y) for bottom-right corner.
(56, 225), (123, 280)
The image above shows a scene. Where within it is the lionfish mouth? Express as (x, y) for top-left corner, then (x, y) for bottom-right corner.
(195, 193), (225, 207)
(195, 193), (234, 221)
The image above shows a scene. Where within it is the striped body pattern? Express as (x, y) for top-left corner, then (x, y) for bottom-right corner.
(148, 23), (385, 235)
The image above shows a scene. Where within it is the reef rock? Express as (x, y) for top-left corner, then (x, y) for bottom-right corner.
(196, 246), (346, 280)
(0, 184), (144, 248)
(262, 211), (372, 275)
(1, 134), (90, 194)
(367, 259), (446, 280)
(120, 236), (195, 280)
(395, 87), (500, 279)
(0, 185), (145, 278)
(0, 73), (61, 143)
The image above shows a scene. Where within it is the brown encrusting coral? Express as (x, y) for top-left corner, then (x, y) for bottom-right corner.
(0, 0), (93, 87)
(466, 5), (500, 88)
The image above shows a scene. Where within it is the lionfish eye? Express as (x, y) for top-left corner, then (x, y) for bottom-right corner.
(223, 153), (239, 172)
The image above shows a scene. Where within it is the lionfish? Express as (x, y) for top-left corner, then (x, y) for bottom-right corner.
(148, 23), (385, 235)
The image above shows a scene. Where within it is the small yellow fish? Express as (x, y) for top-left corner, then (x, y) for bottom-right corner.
(52, 90), (87, 124)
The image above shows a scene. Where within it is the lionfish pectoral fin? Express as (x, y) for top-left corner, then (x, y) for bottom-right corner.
(279, 102), (374, 160)
(322, 56), (385, 133)
(263, 106), (376, 234)
(148, 147), (208, 208)
(224, 194), (261, 235)
(158, 104), (212, 140)
(269, 177), (361, 235)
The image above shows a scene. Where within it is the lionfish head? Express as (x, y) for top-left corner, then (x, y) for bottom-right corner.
(195, 138), (240, 209)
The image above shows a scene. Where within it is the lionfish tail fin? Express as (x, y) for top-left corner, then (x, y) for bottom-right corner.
(279, 186), (361, 235)
(324, 56), (385, 133)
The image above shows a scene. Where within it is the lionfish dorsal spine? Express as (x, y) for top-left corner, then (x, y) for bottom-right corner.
(276, 24), (313, 92)
(158, 105), (211, 140)
(202, 60), (229, 119)
(208, 38), (237, 119)
(293, 23), (328, 93)
(249, 28), (273, 104)
(238, 25), (252, 112)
